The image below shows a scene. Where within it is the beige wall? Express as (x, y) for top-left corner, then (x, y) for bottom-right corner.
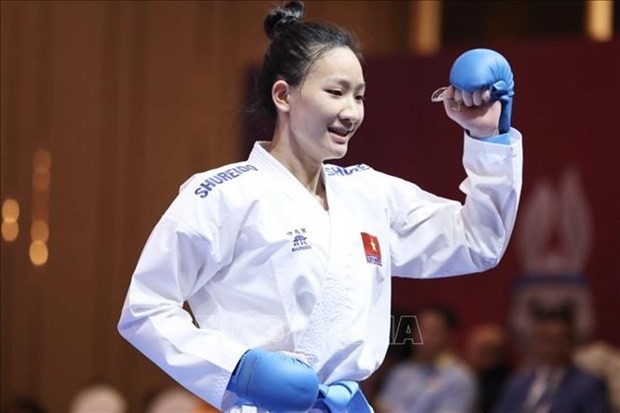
(0, 1), (411, 411)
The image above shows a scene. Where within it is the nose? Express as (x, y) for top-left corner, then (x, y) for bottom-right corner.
(339, 98), (363, 128)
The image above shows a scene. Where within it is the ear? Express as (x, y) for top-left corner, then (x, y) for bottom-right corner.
(272, 79), (291, 113)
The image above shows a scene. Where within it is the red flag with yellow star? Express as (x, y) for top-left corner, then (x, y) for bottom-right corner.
(361, 232), (382, 266)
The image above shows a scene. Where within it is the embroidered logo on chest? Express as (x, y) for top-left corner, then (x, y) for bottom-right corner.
(361, 232), (382, 266)
(288, 228), (312, 252)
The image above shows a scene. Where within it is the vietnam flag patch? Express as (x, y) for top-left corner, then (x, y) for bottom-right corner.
(361, 232), (382, 266)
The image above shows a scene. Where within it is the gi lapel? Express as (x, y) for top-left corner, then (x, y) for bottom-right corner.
(295, 169), (356, 368)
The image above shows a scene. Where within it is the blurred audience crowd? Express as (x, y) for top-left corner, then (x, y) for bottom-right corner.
(362, 304), (619, 413)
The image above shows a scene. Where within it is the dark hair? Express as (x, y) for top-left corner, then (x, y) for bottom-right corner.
(256, 1), (363, 122)
(419, 304), (460, 332)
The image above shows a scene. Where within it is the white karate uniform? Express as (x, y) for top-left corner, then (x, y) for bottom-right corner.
(118, 130), (523, 412)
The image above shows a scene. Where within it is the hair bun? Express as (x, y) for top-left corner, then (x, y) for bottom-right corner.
(264, 1), (304, 39)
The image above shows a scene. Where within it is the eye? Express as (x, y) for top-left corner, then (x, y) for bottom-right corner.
(356, 95), (365, 102)
(326, 89), (343, 96)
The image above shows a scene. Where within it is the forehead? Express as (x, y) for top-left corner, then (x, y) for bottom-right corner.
(305, 46), (364, 85)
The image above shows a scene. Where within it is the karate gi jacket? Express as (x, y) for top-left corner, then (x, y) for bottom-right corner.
(118, 129), (523, 411)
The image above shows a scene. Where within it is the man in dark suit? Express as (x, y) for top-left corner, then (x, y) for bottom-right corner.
(494, 308), (608, 413)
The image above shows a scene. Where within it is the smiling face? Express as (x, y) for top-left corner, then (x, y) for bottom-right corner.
(284, 46), (365, 162)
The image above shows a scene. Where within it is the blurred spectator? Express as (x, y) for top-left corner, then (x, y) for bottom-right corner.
(494, 308), (609, 413)
(1, 396), (46, 413)
(376, 304), (476, 413)
(574, 341), (620, 412)
(68, 382), (127, 413)
(143, 386), (202, 413)
(465, 324), (512, 413)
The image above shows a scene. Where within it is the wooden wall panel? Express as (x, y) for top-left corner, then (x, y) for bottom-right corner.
(3, 0), (37, 400)
(305, 0), (410, 56)
(41, 2), (105, 411)
(2, 0), (55, 403)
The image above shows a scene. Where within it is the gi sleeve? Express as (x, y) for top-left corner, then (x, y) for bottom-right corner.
(117, 180), (248, 409)
(386, 128), (523, 278)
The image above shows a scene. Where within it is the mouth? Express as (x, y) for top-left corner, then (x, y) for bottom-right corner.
(327, 126), (352, 142)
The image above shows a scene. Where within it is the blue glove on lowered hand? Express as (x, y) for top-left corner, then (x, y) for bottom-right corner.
(449, 48), (515, 134)
(227, 348), (319, 412)
(315, 381), (372, 413)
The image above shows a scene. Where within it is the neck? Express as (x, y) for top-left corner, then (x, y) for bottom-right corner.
(269, 123), (324, 196)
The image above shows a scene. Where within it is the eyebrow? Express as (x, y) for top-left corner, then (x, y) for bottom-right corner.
(327, 77), (366, 90)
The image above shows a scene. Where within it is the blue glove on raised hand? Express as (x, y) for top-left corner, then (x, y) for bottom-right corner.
(449, 48), (515, 134)
(226, 348), (319, 412)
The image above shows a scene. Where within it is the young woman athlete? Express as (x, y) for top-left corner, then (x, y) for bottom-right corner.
(118, 1), (522, 412)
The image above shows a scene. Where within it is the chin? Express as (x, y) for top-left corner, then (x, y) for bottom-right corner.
(326, 144), (348, 161)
